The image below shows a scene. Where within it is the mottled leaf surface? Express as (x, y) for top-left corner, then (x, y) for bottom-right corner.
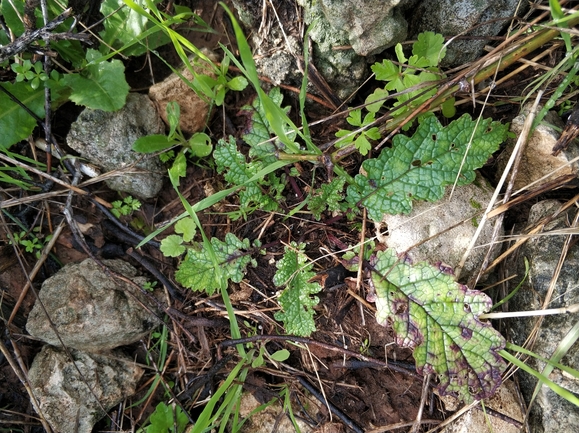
(214, 136), (281, 214)
(371, 249), (506, 402)
(274, 242), (321, 337)
(175, 233), (256, 295)
(347, 114), (508, 221)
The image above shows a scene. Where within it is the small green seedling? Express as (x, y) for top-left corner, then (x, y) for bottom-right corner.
(11, 60), (49, 90)
(9, 228), (53, 259)
(142, 281), (157, 292)
(111, 195), (142, 218)
(133, 102), (213, 185)
(138, 402), (188, 433)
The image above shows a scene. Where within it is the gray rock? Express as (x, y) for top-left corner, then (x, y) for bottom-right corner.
(26, 258), (161, 352)
(28, 345), (143, 433)
(409, 0), (526, 67)
(319, 0), (411, 56)
(440, 380), (524, 433)
(380, 173), (500, 282)
(496, 105), (579, 191)
(301, 0), (369, 100)
(509, 200), (579, 433)
(67, 93), (165, 199)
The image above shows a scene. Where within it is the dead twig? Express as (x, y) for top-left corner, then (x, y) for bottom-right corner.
(0, 8), (91, 63)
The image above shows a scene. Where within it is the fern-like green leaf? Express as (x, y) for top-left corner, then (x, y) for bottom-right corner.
(371, 249), (506, 402)
(175, 233), (256, 295)
(347, 114), (508, 221)
(274, 242), (321, 337)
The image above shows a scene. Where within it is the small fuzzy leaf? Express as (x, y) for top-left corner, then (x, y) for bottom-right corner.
(160, 235), (186, 258)
(175, 217), (196, 242)
(62, 50), (129, 111)
(175, 233), (256, 295)
(371, 249), (506, 402)
(0, 82), (45, 149)
(270, 349), (290, 362)
(168, 151), (187, 186)
(228, 76), (249, 91)
(347, 113), (508, 221)
(274, 242), (321, 337)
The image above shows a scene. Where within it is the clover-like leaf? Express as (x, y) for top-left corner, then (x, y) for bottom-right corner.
(174, 217), (196, 242)
(146, 402), (188, 433)
(160, 235), (186, 258)
(412, 31), (446, 67)
(175, 233), (256, 295)
(371, 249), (506, 402)
(347, 113), (508, 221)
(274, 242), (321, 337)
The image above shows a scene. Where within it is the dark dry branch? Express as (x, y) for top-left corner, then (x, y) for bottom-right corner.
(0, 8), (91, 63)
(297, 376), (364, 433)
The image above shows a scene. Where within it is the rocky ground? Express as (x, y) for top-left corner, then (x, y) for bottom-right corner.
(1, 1), (579, 432)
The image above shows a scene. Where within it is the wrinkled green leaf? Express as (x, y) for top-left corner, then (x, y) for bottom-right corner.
(308, 177), (346, 220)
(62, 50), (129, 111)
(347, 113), (508, 221)
(175, 233), (256, 295)
(274, 242), (321, 337)
(0, 82), (45, 149)
(371, 249), (506, 402)
(214, 136), (282, 214)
